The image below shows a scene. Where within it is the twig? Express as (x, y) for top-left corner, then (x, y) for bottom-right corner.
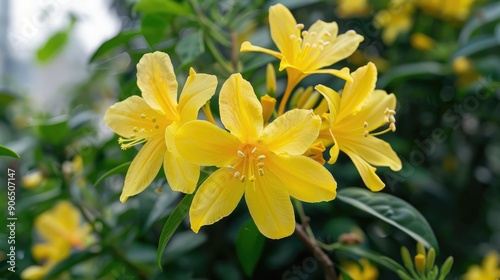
(295, 223), (337, 280)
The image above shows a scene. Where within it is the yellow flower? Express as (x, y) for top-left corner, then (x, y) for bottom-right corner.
(410, 33), (435, 51)
(241, 3), (363, 114)
(175, 74), (337, 239)
(316, 62), (402, 191)
(21, 201), (90, 280)
(104, 52), (217, 202)
(463, 251), (500, 280)
(340, 259), (379, 280)
(418, 0), (475, 21)
(374, 0), (415, 45)
(335, 0), (371, 18)
(22, 170), (43, 189)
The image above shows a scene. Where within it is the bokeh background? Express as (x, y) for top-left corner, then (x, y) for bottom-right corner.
(1, 0), (499, 279)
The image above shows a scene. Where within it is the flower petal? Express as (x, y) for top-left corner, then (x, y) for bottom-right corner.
(178, 68), (217, 124)
(104, 96), (168, 138)
(21, 266), (50, 280)
(265, 153), (336, 203)
(344, 150), (385, 191)
(342, 136), (401, 171)
(319, 31), (364, 67)
(220, 74), (263, 142)
(245, 170), (295, 239)
(306, 67), (353, 82)
(269, 3), (299, 58)
(338, 62), (377, 121)
(260, 109), (321, 155)
(315, 84), (341, 123)
(51, 201), (80, 232)
(175, 120), (240, 167)
(357, 90), (397, 131)
(120, 136), (165, 203)
(164, 150), (199, 194)
(240, 41), (284, 60)
(190, 168), (245, 232)
(304, 20), (339, 45)
(136, 51), (179, 117)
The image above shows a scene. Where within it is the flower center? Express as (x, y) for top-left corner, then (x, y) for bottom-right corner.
(364, 108), (397, 137)
(226, 144), (266, 183)
(118, 113), (164, 150)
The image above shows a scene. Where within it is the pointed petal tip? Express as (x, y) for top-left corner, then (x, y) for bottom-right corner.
(119, 194), (129, 203)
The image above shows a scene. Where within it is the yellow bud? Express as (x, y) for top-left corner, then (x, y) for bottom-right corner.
(297, 86), (314, 109)
(202, 102), (217, 125)
(414, 253), (426, 274)
(261, 94), (277, 123)
(22, 171), (43, 189)
(305, 141), (327, 165)
(453, 56), (472, 74)
(410, 33), (434, 51)
(266, 63), (276, 96)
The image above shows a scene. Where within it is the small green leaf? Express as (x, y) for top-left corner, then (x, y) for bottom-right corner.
(94, 162), (132, 187)
(90, 30), (141, 62)
(135, 0), (191, 15)
(32, 115), (70, 145)
(43, 251), (98, 280)
(36, 18), (74, 64)
(0, 145), (19, 158)
(453, 37), (499, 59)
(157, 193), (194, 268)
(175, 30), (205, 67)
(337, 188), (439, 251)
(459, 2), (500, 44)
(141, 13), (170, 47)
(236, 220), (265, 277)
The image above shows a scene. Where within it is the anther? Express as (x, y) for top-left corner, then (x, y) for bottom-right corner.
(312, 43), (317, 48)
(240, 175), (246, 183)
(389, 115), (396, 123)
(227, 165), (235, 171)
(305, 43), (311, 48)
(322, 41), (330, 46)
(309, 32), (317, 37)
(133, 127), (138, 132)
(257, 162), (265, 168)
(301, 31), (308, 37)
(324, 31), (332, 37)
(259, 169), (264, 176)
(258, 155), (266, 160)
(290, 34), (297, 40)
(363, 122), (368, 128)
(140, 114), (146, 119)
(237, 150), (245, 158)
(118, 137), (125, 144)
(234, 171), (240, 178)
(130, 134), (136, 139)
(295, 23), (304, 30)
(152, 117), (157, 122)
(364, 131), (369, 137)
(390, 123), (396, 132)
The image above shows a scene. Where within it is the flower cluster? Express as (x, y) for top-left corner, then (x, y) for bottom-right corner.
(104, 4), (401, 239)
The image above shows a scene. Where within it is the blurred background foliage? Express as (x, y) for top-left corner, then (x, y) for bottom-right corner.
(0, 0), (499, 279)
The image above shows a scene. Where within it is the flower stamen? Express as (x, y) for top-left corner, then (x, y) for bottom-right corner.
(364, 107), (397, 137)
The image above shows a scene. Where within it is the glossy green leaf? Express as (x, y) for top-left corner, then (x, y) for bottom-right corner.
(377, 62), (445, 88)
(141, 13), (170, 47)
(90, 30), (141, 62)
(43, 251), (98, 280)
(157, 193), (194, 268)
(175, 30), (205, 67)
(236, 220), (265, 277)
(337, 188), (439, 251)
(32, 115), (70, 145)
(135, 0), (191, 15)
(162, 231), (207, 262)
(37, 31), (69, 63)
(459, 2), (500, 44)
(94, 162), (132, 187)
(0, 145), (19, 159)
(453, 37), (499, 59)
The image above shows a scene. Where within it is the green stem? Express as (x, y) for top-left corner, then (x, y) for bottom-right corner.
(293, 199), (315, 239)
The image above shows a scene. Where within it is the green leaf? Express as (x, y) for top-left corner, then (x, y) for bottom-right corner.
(90, 30), (141, 62)
(135, 0), (191, 15)
(334, 245), (405, 273)
(0, 145), (19, 158)
(459, 2), (500, 44)
(36, 16), (76, 63)
(175, 29), (205, 67)
(377, 62), (445, 88)
(32, 115), (70, 145)
(162, 231), (207, 262)
(43, 251), (98, 280)
(337, 188), (439, 251)
(453, 36), (500, 59)
(94, 162), (132, 187)
(236, 220), (265, 277)
(141, 13), (170, 47)
(157, 193), (194, 268)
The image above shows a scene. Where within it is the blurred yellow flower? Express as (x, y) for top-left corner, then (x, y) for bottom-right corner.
(104, 51), (217, 202)
(21, 201), (91, 280)
(316, 63), (402, 191)
(374, 0), (415, 45)
(340, 258), (379, 280)
(410, 33), (435, 51)
(453, 56), (481, 87)
(463, 251), (500, 280)
(418, 0), (475, 21)
(241, 3), (363, 114)
(335, 0), (371, 18)
(175, 74), (337, 239)
(22, 170), (43, 189)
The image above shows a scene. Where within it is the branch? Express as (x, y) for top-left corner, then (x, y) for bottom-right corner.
(295, 223), (337, 280)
